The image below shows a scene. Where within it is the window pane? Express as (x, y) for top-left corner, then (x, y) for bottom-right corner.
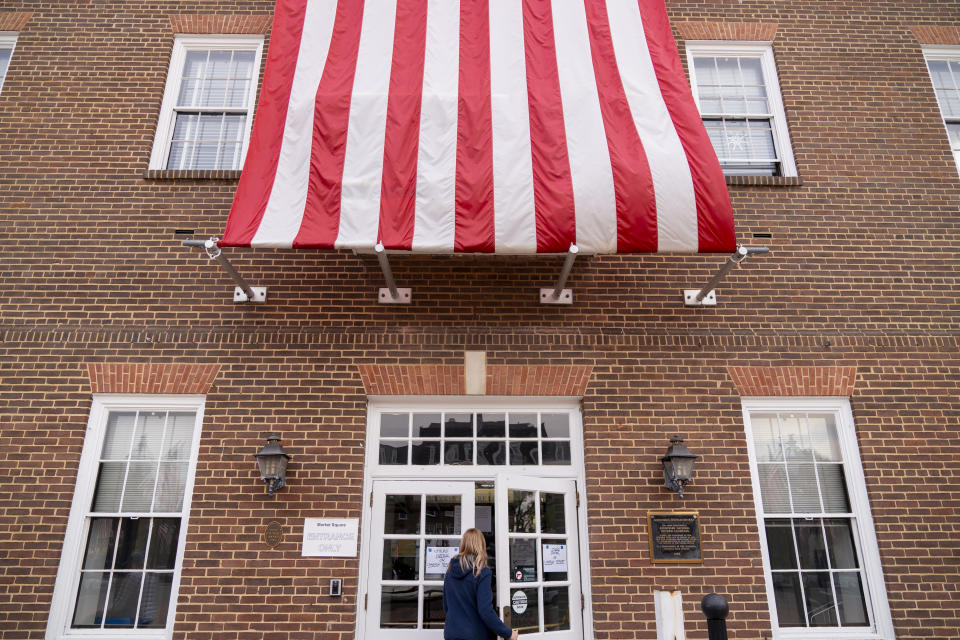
(772, 572), (804, 627)
(102, 413), (136, 459)
(787, 464), (821, 512)
(740, 57), (764, 85)
(445, 413), (473, 437)
(543, 586), (571, 631)
(154, 461), (188, 511)
(146, 518), (181, 570)
(835, 572), (870, 626)
(176, 78), (199, 107)
(82, 518), (119, 570)
(807, 414), (841, 462)
(231, 50), (255, 78)
(412, 440), (441, 465)
(181, 50), (206, 79)
(384, 495), (420, 534)
(780, 414), (812, 460)
(927, 60), (951, 89)
(540, 414), (569, 438)
(747, 120), (777, 159)
(72, 571), (110, 627)
(115, 517), (150, 570)
(122, 461), (158, 511)
(92, 462), (126, 512)
(444, 441), (473, 465)
(413, 413), (441, 438)
(717, 56), (740, 85)
(131, 412), (164, 460)
(509, 414), (538, 438)
(425, 494), (461, 535)
(104, 572), (143, 628)
(540, 492), (566, 534)
(541, 441), (571, 465)
(163, 413), (196, 460)
(422, 585), (445, 628)
(819, 464), (851, 512)
(166, 141), (190, 170)
(693, 57), (717, 84)
(478, 413), (505, 437)
(936, 89), (960, 118)
(764, 519), (797, 570)
(138, 573), (173, 628)
(751, 413), (781, 461)
(510, 539), (537, 582)
(380, 413), (409, 438)
(226, 78), (250, 108)
(757, 463), (790, 512)
(0, 49), (11, 85)
(208, 50), (232, 77)
(824, 518), (858, 569)
(802, 572), (838, 626)
(380, 586), (418, 628)
(948, 122), (960, 148)
(794, 519), (828, 570)
(509, 441), (538, 466)
(382, 539), (419, 580)
(379, 440), (408, 465)
(477, 440), (506, 465)
(509, 587), (539, 633)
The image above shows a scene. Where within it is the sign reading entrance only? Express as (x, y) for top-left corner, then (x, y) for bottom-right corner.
(302, 518), (359, 557)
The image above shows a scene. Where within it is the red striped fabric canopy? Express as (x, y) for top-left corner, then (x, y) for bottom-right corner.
(221, 0), (736, 254)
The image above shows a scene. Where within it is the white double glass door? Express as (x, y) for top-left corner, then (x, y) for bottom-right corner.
(365, 476), (582, 640)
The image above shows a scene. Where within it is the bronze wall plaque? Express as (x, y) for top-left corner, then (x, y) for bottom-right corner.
(648, 511), (702, 564)
(264, 520), (284, 548)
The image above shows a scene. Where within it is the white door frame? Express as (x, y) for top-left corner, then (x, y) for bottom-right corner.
(355, 397), (595, 640)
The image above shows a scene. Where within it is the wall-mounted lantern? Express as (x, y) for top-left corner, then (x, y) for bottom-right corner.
(661, 434), (698, 498)
(254, 434), (291, 496)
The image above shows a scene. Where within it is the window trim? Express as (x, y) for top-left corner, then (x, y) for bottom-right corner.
(0, 32), (18, 95)
(685, 40), (798, 178)
(740, 397), (895, 640)
(148, 34), (264, 171)
(922, 45), (960, 174)
(46, 394), (206, 640)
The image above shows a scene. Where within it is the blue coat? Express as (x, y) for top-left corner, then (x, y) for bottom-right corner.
(443, 555), (513, 640)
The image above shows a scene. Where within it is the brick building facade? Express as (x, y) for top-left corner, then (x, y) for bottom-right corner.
(0, 2), (958, 640)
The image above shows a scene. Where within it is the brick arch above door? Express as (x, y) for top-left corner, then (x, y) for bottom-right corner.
(358, 364), (593, 396)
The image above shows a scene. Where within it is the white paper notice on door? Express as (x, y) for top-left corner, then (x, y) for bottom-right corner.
(301, 518), (359, 557)
(426, 546), (459, 574)
(542, 544), (568, 572)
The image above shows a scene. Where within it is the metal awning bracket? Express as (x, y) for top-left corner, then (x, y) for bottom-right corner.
(183, 237), (266, 303)
(683, 244), (769, 306)
(540, 244), (579, 305)
(375, 243), (411, 304)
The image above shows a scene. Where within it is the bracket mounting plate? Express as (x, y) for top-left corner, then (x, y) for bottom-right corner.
(379, 287), (411, 304)
(540, 288), (573, 305)
(234, 286), (267, 303)
(683, 289), (716, 306)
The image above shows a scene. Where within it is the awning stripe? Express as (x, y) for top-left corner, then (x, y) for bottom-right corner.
(294, 0), (364, 249)
(221, 0), (737, 254)
(412, 0), (460, 252)
(636, 0), (735, 252)
(454, 0), (496, 253)
(223, 0), (308, 247)
(524, 0), (576, 254)
(490, 0), (536, 254)
(379, 0), (428, 251)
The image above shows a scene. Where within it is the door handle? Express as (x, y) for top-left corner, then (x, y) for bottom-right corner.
(501, 604), (511, 627)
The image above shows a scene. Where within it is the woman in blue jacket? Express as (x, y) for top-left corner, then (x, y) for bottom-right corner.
(443, 528), (517, 640)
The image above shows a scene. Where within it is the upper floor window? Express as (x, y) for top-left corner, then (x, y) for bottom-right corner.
(686, 42), (797, 177)
(0, 32), (17, 95)
(149, 36), (263, 171)
(742, 399), (894, 640)
(923, 47), (960, 174)
(46, 396), (205, 640)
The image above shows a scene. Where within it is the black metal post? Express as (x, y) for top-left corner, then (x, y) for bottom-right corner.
(701, 593), (729, 640)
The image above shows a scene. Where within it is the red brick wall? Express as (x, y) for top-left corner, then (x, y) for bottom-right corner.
(0, 1), (958, 640)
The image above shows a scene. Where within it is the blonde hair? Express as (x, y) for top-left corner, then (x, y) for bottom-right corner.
(455, 528), (488, 577)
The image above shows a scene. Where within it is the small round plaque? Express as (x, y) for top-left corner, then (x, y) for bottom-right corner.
(264, 521), (284, 548)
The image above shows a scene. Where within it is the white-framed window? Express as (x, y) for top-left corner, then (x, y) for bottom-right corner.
(0, 32), (17, 95)
(741, 398), (895, 640)
(148, 35), (263, 171)
(686, 41), (797, 177)
(46, 395), (206, 640)
(923, 46), (960, 174)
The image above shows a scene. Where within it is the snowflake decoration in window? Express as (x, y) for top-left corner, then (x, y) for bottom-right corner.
(726, 132), (747, 152)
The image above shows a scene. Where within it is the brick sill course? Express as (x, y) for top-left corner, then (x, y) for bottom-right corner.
(725, 175), (803, 186)
(144, 169), (242, 180)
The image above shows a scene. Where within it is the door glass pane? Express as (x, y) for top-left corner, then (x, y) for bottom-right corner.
(541, 441), (571, 465)
(384, 495), (420, 534)
(444, 441), (473, 465)
(379, 440), (408, 465)
(510, 539), (537, 582)
(413, 413), (441, 438)
(425, 539), (459, 580)
(422, 585), (445, 628)
(380, 585), (418, 629)
(445, 413), (473, 437)
(764, 519), (797, 570)
(412, 440), (441, 465)
(508, 490), (536, 533)
(138, 573), (173, 628)
(542, 539), (568, 581)
(104, 571), (143, 627)
(509, 587), (539, 634)
(509, 441), (538, 465)
(509, 414), (538, 438)
(382, 539), (419, 580)
(824, 519), (858, 569)
(794, 519), (828, 570)
(771, 572), (804, 627)
(540, 414), (569, 438)
(802, 572), (838, 626)
(543, 585), (571, 631)
(425, 495), (461, 535)
(477, 441), (506, 465)
(72, 571), (110, 627)
(835, 572), (869, 626)
(83, 518), (119, 570)
(380, 413), (409, 438)
(478, 413), (505, 437)
(540, 492), (566, 534)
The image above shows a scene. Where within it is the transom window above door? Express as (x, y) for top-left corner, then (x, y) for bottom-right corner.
(377, 411), (572, 467)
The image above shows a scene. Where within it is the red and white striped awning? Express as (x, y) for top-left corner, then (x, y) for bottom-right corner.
(221, 0), (736, 254)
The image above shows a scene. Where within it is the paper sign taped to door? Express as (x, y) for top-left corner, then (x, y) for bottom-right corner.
(426, 546), (459, 574)
(542, 544), (568, 572)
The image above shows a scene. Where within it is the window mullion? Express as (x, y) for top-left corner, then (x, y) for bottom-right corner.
(788, 518), (810, 627)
